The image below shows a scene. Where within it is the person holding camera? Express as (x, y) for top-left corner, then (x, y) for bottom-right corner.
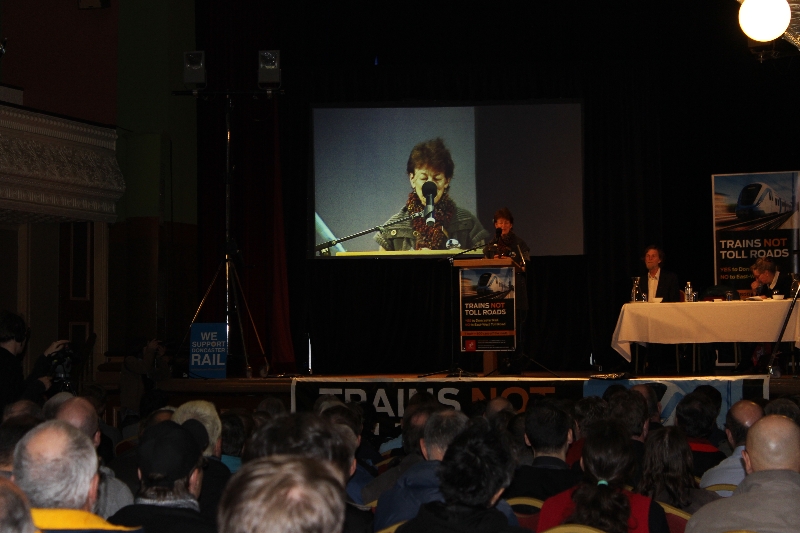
(0, 310), (70, 412)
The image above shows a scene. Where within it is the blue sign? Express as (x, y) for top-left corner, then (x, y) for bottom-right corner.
(190, 323), (228, 379)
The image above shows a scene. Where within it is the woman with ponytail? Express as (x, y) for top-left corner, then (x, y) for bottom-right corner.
(536, 420), (669, 533)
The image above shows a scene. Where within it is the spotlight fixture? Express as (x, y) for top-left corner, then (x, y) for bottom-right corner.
(739, 0), (791, 42)
(258, 50), (281, 87)
(183, 51), (207, 85)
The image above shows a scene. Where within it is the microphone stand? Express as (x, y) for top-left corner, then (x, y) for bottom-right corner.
(314, 212), (423, 255)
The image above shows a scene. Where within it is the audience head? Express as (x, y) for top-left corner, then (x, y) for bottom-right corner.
(137, 420), (205, 500)
(630, 384), (660, 421)
(3, 401), (42, 424)
(402, 401), (442, 455)
(256, 397), (287, 418)
(764, 398), (800, 427)
(439, 419), (515, 508)
(55, 397), (100, 447)
(42, 392), (75, 420)
(743, 414), (800, 474)
(320, 404), (363, 443)
(725, 400), (764, 448)
(693, 385), (723, 417)
(485, 397), (514, 419)
(218, 455), (346, 533)
(676, 392), (717, 439)
(638, 426), (695, 509)
(312, 395), (344, 415)
(0, 477), (34, 533)
(569, 420), (634, 533)
(421, 409), (469, 461)
(220, 412), (247, 459)
(243, 412), (353, 485)
(525, 400), (573, 455)
(601, 384), (627, 402)
(138, 408), (174, 438)
(13, 420), (99, 511)
(572, 396), (607, 440)
(607, 389), (649, 440)
(172, 400), (222, 457)
(0, 417), (40, 474)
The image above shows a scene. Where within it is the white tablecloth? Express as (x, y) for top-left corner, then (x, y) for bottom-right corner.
(611, 300), (800, 361)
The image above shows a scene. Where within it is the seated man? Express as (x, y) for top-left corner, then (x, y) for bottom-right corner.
(607, 389), (650, 487)
(687, 415), (800, 533)
(12, 420), (143, 533)
(504, 401), (582, 504)
(374, 409), (469, 530)
(700, 400), (763, 496)
(752, 258), (793, 298)
(398, 420), (527, 533)
(218, 455), (346, 533)
(676, 393), (726, 477)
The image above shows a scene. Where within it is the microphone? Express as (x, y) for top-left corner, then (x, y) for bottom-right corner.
(495, 227), (502, 241)
(422, 182), (437, 227)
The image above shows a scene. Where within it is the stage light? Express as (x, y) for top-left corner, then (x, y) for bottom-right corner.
(739, 0), (791, 42)
(183, 51), (206, 85)
(258, 50), (281, 86)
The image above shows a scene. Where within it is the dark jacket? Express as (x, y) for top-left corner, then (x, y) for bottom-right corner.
(198, 457), (231, 522)
(504, 456), (582, 506)
(109, 502), (216, 533)
(643, 269), (681, 303)
(0, 347), (48, 411)
(398, 502), (527, 533)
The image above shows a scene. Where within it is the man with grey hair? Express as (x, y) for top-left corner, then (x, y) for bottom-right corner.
(218, 455), (346, 533)
(56, 397), (133, 518)
(687, 415), (800, 533)
(12, 420), (143, 532)
(375, 409), (519, 530)
(0, 477), (35, 533)
(172, 400), (230, 522)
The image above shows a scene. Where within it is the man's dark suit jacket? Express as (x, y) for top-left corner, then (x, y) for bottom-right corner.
(503, 456), (582, 509)
(643, 269), (681, 302)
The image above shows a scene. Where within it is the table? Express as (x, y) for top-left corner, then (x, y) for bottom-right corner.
(611, 300), (800, 361)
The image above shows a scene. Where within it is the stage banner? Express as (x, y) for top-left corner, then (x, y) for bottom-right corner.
(713, 172), (800, 297)
(190, 323), (228, 379)
(459, 266), (516, 351)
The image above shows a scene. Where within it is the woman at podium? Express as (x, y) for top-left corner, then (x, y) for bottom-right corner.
(374, 138), (489, 251)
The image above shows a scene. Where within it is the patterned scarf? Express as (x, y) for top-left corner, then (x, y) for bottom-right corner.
(405, 191), (456, 250)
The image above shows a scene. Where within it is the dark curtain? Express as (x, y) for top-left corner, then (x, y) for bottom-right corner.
(196, 0), (800, 375)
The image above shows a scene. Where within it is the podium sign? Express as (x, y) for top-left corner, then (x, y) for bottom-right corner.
(457, 260), (516, 352)
(190, 323), (228, 378)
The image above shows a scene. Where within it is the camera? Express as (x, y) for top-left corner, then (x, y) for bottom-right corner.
(49, 343), (77, 394)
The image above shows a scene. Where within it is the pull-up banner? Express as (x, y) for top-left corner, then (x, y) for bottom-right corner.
(459, 265), (516, 351)
(712, 172), (800, 297)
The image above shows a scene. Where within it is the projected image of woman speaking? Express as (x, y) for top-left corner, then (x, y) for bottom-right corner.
(375, 138), (489, 251)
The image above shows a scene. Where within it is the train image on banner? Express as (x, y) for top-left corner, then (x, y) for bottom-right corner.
(735, 182), (792, 219)
(476, 272), (509, 295)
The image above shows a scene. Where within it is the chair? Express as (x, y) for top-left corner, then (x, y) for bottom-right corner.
(658, 502), (691, 533)
(540, 525), (606, 533)
(720, 531), (759, 533)
(703, 483), (738, 494)
(506, 497), (544, 531)
(375, 521), (406, 533)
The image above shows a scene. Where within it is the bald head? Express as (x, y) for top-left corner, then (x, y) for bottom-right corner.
(743, 415), (800, 473)
(55, 398), (100, 447)
(726, 400), (764, 448)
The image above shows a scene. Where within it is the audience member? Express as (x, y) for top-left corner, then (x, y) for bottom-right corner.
(3, 400), (43, 423)
(630, 384), (663, 432)
(675, 392), (726, 477)
(172, 400), (230, 522)
(699, 399), (763, 496)
(362, 401), (442, 504)
(218, 455), (346, 533)
(321, 403), (375, 504)
(108, 420), (215, 533)
(41, 392), (74, 420)
(108, 408), (174, 494)
(764, 397), (800, 426)
(374, 409), (469, 530)
(507, 412), (533, 466)
(0, 477), (35, 533)
(55, 397), (134, 518)
(255, 396), (286, 418)
(606, 389), (649, 487)
(504, 401), (582, 503)
(243, 412), (372, 533)
(686, 415), (800, 533)
(119, 338), (170, 433)
(0, 416), (39, 478)
(398, 419), (526, 533)
(219, 411), (246, 474)
(13, 420), (143, 533)
(566, 396), (606, 466)
(536, 420), (668, 533)
(693, 385), (727, 450)
(82, 384), (122, 458)
(637, 426), (719, 513)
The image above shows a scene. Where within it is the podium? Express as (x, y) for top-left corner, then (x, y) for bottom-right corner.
(453, 258), (517, 374)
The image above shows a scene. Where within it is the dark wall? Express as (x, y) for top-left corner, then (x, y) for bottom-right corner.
(195, 0), (800, 373)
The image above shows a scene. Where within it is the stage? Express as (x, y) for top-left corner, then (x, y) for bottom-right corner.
(152, 371), (800, 422)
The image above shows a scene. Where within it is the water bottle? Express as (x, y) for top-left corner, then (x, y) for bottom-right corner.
(684, 282), (693, 302)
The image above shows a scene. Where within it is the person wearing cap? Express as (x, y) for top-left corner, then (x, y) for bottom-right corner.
(107, 420), (215, 533)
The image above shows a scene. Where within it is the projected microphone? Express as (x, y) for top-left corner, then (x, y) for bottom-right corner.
(422, 182), (437, 227)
